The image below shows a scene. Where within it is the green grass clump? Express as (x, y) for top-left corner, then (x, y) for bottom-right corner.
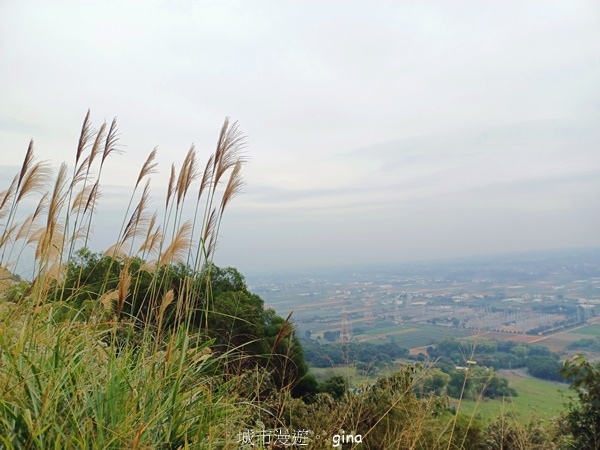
(0, 301), (241, 448)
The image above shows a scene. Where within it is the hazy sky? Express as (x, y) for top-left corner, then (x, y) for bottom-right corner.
(1, 0), (599, 274)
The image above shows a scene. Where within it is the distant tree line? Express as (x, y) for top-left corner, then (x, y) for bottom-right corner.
(426, 337), (564, 382)
(300, 338), (409, 370)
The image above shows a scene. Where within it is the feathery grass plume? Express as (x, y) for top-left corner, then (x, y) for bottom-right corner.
(65, 116), (105, 264)
(219, 160), (244, 215)
(159, 221), (192, 267)
(176, 146), (198, 207)
(166, 163), (176, 210)
(0, 223), (19, 249)
(75, 109), (93, 166)
(71, 185), (96, 214)
(139, 259), (158, 273)
(99, 289), (119, 312)
(34, 163), (68, 273)
(272, 311), (295, 352)
(202, 207), (218, 258)
(70, 224), (94, 245)
(136, 147), (158, 189)
(213, 119), (247, 189)
(15, 161), (52, 203)
(0, 174), (18, 214)
(15, 215), (36, 242)
(16, 193), (47, 242)
(137, 226), (162, 258)
(116, 259), (132, 319)
(145, 228), (162, 255)
(103, 242), (129, 260)
(17, 139), (35, 191)
(0, 142), (41, 262)
(70, 155), (91, 190)
(156, 289), (175, 341)
(100, 118), (121, 168)
(10, 193), (48, 266)
(137, 212), (159, 255)
(88, 121), (107, 168)
(34, 224), (66, 264)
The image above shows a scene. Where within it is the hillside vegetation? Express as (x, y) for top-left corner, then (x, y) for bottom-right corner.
(0, 113), (599, 449)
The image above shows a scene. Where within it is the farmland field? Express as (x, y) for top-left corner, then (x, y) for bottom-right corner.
(354, 324), (473, 348)
(455, 370), (572, 422)
(572, 323), (600, 336)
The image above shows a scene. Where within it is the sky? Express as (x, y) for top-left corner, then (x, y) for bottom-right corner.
(1, 0), (599, 274)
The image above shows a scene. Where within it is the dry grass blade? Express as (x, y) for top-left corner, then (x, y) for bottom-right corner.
(0, 223), (19, 248)
(116, 258), (132, 318)
(272, 311), (295, 352)
(121, 180), (151, 244)
(17, 139), (35, 190)
(166, 163), (176, 209)
(198, 153), (215, 200)
(136, 148), (158, 189)
(75, 109), (93, 165)
(202, 207), (218, 246)
(0, 175), (18, 211)
(158, 289), (175, 320)
(83, 181), (100, 214)
(159, 221), (192, 266)
(0, 176), (18, 222)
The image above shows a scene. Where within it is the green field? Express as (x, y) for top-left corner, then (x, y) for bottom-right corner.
(455, 371), (572, 423)
(572, 323), (600, 336)
(311, 365), (573, 423)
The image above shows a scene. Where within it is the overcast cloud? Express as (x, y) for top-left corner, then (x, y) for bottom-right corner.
(1, 0), (599, 274)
